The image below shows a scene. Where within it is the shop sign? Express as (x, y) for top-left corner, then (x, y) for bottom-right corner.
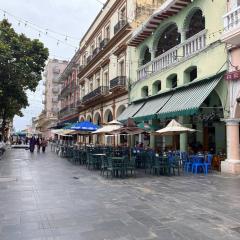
(224, 71), (240, 81)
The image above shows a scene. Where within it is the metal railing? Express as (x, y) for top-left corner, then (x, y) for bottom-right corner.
(137, 30), (207, 81)
(114, 20), (127, 35)
(82, 86), (109, 103)
(110, 76), (126, 89)
(99, 38), (109, 49)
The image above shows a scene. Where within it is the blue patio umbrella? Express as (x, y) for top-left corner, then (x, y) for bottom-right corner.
(70, 121), (99, 131)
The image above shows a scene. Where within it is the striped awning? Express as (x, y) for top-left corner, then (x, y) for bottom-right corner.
(133, 93), (172, 121)
(129, 0), (191, 47)
(117, 102), (145, 122)
(157, 75), (223, 118)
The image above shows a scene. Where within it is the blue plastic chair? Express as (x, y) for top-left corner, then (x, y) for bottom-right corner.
(204, 154), (213, 174)
(192, 155), (205, 174)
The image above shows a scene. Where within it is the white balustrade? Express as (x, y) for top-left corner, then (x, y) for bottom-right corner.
(137, 30), (207, 81)
(223, 6), (240, 32)
(182, 29), (207, 57)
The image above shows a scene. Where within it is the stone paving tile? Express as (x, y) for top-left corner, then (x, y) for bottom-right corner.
(0, 149), (240, 239)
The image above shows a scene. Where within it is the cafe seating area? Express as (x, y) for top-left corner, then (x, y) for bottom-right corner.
(50, 141), (217, 179)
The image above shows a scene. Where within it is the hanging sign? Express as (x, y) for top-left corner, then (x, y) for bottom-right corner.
(224, 71), (240, 81)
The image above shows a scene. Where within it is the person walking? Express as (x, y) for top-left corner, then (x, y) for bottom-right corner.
(36, 137), (41, 153)
(29, 136), (36, 153)
(41, 138), (48, 153)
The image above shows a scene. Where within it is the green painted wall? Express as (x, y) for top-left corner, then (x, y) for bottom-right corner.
(129, 0), (228, 116)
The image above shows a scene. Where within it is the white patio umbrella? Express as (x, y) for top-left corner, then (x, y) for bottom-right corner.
(154, 119), (196, 150)
(92, 120), (123, 145)
(155, 119), (196, 135)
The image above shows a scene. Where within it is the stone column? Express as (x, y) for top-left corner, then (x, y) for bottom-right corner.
(221, 118), (240, 174)
(150, 48), (157, 61)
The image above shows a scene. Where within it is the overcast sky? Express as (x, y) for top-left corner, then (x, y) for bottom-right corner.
(0, 0), (106, 131)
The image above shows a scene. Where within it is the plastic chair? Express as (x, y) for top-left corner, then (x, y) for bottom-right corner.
(191, 155), (205, 174)
(204, 154), (213, 174)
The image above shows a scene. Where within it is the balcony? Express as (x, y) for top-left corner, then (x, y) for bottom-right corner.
(114, 20), (127, 35)
(99, 38), (109, 49)
(221, 6), (240, 45)
(137, 30), (207, 81)
(52, 77), (59, 84)
(59, 105), (77, 119)
(87, 55), (92, 64)
(52, 96), (58, 103)
(82, 86), (109, 103)
(110, 76), (126, 90)
(92, 47), (99, 57)
(52, 87), (59, 94)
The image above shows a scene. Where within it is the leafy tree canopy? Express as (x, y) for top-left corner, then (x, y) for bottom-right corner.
(0, 19), (49, 138)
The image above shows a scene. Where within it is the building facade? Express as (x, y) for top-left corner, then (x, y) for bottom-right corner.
(221, 0), (240, 173)
(38, 59), (68, 138)
(119, 0), (228, 153)
(58, 0), (164, 144)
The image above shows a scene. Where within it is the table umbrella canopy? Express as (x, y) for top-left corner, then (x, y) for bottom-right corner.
(70, 121), (99, 131)
(155, 119), (196, 135)
(110, 118), (147, 135)
(92, 124), (122, 134)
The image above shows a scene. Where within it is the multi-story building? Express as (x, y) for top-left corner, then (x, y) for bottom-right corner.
(119, 0), (228, 154)
(58, 0), (164, 144)
(38, 59), (68, 138)
(221, 0), (240, 174)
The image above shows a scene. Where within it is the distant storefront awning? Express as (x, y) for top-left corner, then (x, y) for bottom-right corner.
(117, 102), (145, 122)
(119, 73), (223, 122)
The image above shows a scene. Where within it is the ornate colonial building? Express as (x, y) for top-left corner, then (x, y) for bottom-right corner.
(37, 59), (68, 138)
(58, 0), (164, 144)
(119, 0), (228, 154)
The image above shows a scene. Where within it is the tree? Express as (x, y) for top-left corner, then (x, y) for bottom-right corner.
(0, 19), (49, 140)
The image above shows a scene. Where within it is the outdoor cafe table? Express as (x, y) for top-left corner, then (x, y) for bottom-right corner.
(91, 153), (106, 169)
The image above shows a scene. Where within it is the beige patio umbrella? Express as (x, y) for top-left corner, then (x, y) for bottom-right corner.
(154, 119), (196, 150)
(92, 120), (123, 145)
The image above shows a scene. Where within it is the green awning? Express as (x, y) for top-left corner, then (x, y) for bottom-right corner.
(133, 93), (172, 121)
(117, 102), (145, 122)
(157, 75), (223, 119)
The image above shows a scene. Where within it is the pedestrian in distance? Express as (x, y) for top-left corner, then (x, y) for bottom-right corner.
(29, 136), (36, 153)
(41, 138), (48, 153)
(36, 137), (41, 153)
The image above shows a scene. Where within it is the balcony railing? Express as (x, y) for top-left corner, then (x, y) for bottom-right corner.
(52, 87), (59, 94)
(99, 38), (109, 49)
(137, 30), (207, 81)
(223, 5), (240, 33)
(52, 97), (58, 103)
(82, 86), (109, 103)
(110, 76), (126, 89)
(114, 20), (127, 35)
(59, 105), (77, 119)
(87, 55), (92, 64)
(92, 47), (99, 57)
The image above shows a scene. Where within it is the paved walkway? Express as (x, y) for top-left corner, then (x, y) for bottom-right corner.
(0, 149), (240, 240)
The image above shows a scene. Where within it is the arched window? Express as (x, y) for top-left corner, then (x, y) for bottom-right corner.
(152, 80), (161, 95)
(184, 66), (197, 83)
(116, 105), (126, 118)
(156, 24), (181, 57)
(93, 112), (101, 126)
(167, 74), (177, 89)
(104, 109), (113, 123)
(141, 86), (149, 97)
(142, 47), (151, 65)
(186, 9), (205, 39)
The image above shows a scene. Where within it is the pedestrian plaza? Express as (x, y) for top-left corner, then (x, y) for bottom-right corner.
(0, 149), (240, 239)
